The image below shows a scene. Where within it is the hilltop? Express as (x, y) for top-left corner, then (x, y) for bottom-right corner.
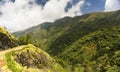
(0, 44), (66, 72)
(0, 27), (18, 50)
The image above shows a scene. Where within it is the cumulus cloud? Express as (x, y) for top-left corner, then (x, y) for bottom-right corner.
(0, 0), (85, 32)
(66, 0), (85, 16)
(105, 0), (120, 11)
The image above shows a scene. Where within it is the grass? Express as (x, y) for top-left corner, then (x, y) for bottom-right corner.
(5, 52), (23, 72)
(0, 27), (16, 41)
(5, 44), (67, 72)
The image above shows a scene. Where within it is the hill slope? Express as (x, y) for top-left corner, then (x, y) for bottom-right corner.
(0, 27), (66, 72)
(0, 44), (66, 72)
(58, 26), (120, 72)
(0, 27), (18, 50)
(14, 10), (120, 56)
(13, 10), (120, 72)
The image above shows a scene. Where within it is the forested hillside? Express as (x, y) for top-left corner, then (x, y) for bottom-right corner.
(13, 10), (120, 72)
(14, 10), (120, 55)
(58, 27), (120, 71)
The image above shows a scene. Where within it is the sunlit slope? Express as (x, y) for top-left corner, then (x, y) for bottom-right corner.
(58, 27), (120, 72)
(13, 10), (120, 72)
(0, 27), (18, 50)
(0, 44), (66, 72)
(14, 10), (120, 56)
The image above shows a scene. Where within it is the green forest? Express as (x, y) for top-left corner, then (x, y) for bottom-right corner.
(0, 10), (120, 72)
(13, 10), (120, 72)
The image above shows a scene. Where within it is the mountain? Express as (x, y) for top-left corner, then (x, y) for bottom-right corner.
(13, 10), (120, 72)
(14, 10), (120, 55)
(0, 27), (18, 50)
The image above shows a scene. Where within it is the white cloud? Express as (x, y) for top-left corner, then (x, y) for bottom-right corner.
(105, 0), (120, 11)
(0, 0), (85, 32)
(66, 0), (85, 16)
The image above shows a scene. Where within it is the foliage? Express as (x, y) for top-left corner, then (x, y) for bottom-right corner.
(13, 10), (120, 72)
(14, 10), (120, 55)
(0, 27), (18, 50)
(0, 27), (17, 41)
(58, 27), (120, 72)
(5, 44), (66, 72)
(5, 52), (23, 72)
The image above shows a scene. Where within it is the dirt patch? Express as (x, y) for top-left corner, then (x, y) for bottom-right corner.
(0, 60), (6, 68)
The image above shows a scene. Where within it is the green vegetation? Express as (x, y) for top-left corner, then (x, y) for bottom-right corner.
(58, 27), (120, 71)
(5, 44), (66, 72)
(14, 10), (120, 56)
(5, 52), (23, 72)
(0, 27), (18, 50)
(5, 10), (119, 72)
(0, 27), (16, 41)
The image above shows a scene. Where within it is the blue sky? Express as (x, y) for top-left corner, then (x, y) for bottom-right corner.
(0, 0), (110, 16)
(33, 0), (106, 14)
(0, 0), (120, 32)
(65, 0), (106, 14)
(82, 0), (106, 14)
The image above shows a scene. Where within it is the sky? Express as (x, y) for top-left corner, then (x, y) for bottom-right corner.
(0, 0), (120, 32)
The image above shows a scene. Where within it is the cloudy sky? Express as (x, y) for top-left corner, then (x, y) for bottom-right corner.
(0, 0), (120, 32)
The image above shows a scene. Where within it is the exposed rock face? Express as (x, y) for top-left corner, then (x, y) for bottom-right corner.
(14, 48), (52, 69)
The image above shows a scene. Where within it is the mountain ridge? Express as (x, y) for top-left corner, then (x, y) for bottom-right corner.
(13, 10), (120, 54)
(11, 10), (120, 72)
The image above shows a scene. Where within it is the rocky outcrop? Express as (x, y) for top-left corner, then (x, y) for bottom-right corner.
(5, 44), (67, 72)
(0, 27), (18, 50)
